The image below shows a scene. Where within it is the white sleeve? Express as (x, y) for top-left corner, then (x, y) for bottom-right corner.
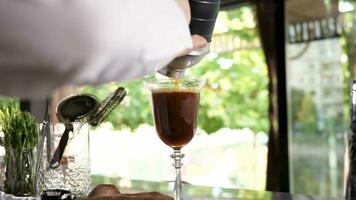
(0, 0), (192, 99)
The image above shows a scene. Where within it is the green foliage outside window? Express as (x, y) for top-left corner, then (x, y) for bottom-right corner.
(290, 89), (318, 135)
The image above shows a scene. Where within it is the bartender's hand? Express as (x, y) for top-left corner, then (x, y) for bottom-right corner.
(177, 0), (208, 56)
(177, 35), (208, 56)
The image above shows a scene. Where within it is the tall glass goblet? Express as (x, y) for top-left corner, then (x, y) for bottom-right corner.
(145, 78), (204, 200)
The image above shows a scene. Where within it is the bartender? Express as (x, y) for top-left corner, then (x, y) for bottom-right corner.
(0, 0), (207, 199)
(0, 0), (207, 99)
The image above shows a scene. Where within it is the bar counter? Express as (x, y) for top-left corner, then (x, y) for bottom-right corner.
(92, 176), (340, 200)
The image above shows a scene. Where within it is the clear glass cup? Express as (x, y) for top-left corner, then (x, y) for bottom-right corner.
(0, 144), (5, 191)
(0, 127), (38, 196)
(3, 147), (37, 196)
(35, 122), (91, 197)
(145, 78), (204, 200)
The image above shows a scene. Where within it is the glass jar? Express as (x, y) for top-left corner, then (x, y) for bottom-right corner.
(36, 122), (91, 197)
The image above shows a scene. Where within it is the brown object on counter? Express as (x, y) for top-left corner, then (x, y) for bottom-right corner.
(87, 185), (173, 200)
(88, 184), (121, 198)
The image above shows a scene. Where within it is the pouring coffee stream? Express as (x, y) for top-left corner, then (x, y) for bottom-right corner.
(49, 87), (126, 169)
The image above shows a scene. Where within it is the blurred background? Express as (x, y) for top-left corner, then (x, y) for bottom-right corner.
(0, 0), (355, 198)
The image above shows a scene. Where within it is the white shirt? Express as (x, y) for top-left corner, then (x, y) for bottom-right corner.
(0, 0), (192, 99)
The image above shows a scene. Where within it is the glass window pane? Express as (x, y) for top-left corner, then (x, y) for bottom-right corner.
(286, 0), (355, 197)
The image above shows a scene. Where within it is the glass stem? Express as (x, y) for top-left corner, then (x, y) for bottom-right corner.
(171, 149), (184, 200)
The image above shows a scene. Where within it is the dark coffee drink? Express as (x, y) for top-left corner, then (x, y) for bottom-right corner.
(151, 90), (200, 149)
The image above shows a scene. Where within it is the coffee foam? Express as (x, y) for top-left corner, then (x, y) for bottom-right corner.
(151, 88), (198, 93)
